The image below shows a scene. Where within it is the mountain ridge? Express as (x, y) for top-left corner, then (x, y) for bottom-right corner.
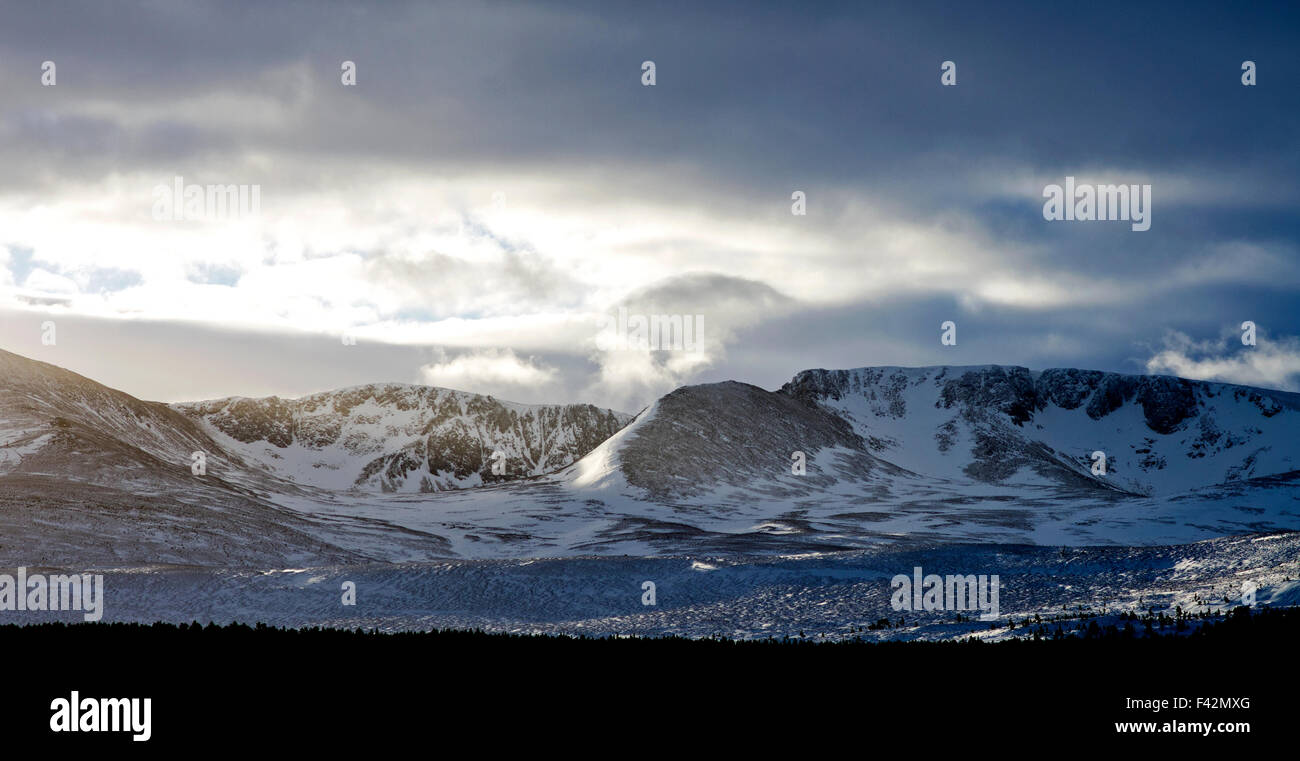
(4, 347), (1300, 561)
(173, 382), (633, 492)
(560, 363), (1300, 502)
(792, 364), (1296, 490)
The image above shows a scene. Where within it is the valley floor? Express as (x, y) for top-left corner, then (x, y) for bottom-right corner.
(6, 532), (1297, 642)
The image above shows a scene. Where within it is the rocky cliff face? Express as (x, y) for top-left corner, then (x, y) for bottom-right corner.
(176, 384), (632, 492)
(780, 365), (1300, 494)
(784, 366), (1289, 433)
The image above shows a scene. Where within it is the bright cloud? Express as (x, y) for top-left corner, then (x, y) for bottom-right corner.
(1146, 330), (1300, 392)
(419, 348), (559, 400)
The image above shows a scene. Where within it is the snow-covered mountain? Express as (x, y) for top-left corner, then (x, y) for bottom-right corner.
(780, 365), (1300, 495)
(0, 348), (387, 566)
(563, 365), (1300, 498)
(174, 385), (632, 492)
(4, 347), (1300, 563)
(527, 364), (1300, 554)
(0, 348), (628, 565)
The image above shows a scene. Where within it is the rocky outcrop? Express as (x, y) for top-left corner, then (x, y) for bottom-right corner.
(176, 384), (632, 492)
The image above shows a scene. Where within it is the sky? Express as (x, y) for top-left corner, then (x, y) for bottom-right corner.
(0, 0), (1297, 412)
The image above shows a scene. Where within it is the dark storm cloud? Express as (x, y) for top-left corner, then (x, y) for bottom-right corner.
(3, 0), (1291, 290)
(4, 1), (1294, 183)
(0, 0), (1297, 401)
